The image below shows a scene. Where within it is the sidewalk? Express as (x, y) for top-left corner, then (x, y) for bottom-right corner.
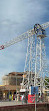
(0, 101), (22, 107)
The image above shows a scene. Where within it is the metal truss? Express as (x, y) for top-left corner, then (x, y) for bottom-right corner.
(41, 22), (49, 29)
(0, 29), (34, 50)
(22, 35), (35, 89)
(0, 22), (49, 50)
(35, 35), (49, 96)
(21, 23), (49, 95)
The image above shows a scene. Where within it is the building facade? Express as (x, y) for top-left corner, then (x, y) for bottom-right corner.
(0, 72), (24, 99)
(2, 72), (23, 86)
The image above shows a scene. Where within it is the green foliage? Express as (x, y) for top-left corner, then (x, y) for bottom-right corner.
(45, 77), (49, 88)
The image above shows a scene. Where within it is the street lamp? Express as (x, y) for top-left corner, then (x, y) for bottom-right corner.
(16, 74), (17, 95)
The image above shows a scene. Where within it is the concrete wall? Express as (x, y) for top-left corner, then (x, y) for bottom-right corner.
(0, 103), (49, 111)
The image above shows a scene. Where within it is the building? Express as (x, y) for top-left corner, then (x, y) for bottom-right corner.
(2, 72), (23, 87)
(0, 72), (24, 99)
(0, 71), (49, 101)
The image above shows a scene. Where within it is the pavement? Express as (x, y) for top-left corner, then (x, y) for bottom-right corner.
(0, 100), (22, 107)
(0, 100), (49, 107)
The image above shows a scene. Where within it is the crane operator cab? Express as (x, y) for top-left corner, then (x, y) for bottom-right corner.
(34, 24), (46, 38)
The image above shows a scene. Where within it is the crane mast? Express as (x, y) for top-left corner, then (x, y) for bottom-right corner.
(20, 22), (49, 96)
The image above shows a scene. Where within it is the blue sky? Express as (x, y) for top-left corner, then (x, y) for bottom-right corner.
(0, 0), (49, 84)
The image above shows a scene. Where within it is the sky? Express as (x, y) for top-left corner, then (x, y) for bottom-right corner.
(0, 0), (49, 84)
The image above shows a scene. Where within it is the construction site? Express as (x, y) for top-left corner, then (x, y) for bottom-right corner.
(0, 22), (49, 111)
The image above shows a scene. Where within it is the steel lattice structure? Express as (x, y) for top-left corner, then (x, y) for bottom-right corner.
(0, 22), (49, 96)
(23, 35), (35, 89)
(35, 35), (49, 96)
(21, 26), (49, 95)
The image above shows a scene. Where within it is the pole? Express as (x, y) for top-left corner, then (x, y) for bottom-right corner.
(16, 74), (17, 95)
(35, 93), (36, 111)
(40, 37), (42, 101)
(35, 44), (37, 111)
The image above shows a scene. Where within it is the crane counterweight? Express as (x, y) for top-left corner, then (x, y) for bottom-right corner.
(0, 45), (4, 50)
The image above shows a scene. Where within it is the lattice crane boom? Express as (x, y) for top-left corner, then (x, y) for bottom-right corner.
(0, 21), (49, 50)
(0, 29), (34, 50)
(41, 22), (49, 29)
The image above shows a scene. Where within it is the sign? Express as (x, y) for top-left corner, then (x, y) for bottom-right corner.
(20, 89), (26, 92)
(28, 94), (35, 103)
(31, 86), (38, 94)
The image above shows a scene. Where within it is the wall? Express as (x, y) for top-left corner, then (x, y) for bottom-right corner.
(0, 103), (49, 111)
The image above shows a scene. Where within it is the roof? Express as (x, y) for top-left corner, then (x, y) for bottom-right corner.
(7, 72), (24, 76)
(2, 71), (35, 80)
(0, 85), (20, 91)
